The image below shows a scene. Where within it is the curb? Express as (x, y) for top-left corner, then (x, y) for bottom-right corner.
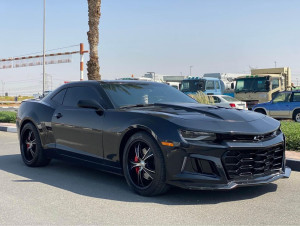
(286, 159), (300, 172)
(0, 125), (299, 172)
(0, 126), (17, 133)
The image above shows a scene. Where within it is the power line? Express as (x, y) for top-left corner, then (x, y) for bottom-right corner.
(11, 44), (80, 58)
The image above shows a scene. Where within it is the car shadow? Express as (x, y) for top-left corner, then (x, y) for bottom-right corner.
(0, 154), (278, 205)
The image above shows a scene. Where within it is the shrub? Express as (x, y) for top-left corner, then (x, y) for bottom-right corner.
(0, 111), (17, 123)
(189, 91), (214, 105)
(281, 121), (300, 151)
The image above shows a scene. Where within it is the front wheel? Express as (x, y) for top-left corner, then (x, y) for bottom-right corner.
(293, 110), (300, 122)
(20, 122), (51, 167)
(123, 132), (170, 196)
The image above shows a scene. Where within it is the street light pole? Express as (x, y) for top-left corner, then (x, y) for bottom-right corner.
(189, 66), (193, 77)
(43, 0), (46, 95)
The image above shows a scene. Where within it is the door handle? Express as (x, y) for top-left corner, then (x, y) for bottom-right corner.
(54, 113), (63, 119)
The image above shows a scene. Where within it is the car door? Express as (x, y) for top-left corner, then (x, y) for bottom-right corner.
(269, 92), (291, 118)
(205, 80), (215, 95)
(290, 92), (300, 117)
(51, 85), (104, 157)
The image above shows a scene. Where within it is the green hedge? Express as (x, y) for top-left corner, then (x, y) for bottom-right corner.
(281, 121), (300, 151)
(0, 111), (17, 123)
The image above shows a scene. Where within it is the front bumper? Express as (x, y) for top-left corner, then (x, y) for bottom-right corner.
(164, 132), (291, 190)
(168, 167), (291, 190)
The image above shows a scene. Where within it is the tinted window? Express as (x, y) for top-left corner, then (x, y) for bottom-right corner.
(235, 77), (268, 93)
(215, 81), (220, 89)
(212, 96), (221, 103)
(292, 93), (300, 102)
(101, 83), (196, 108)
(272, 79), (279, 90)
(181, 80), (205, 92)
(206, 81), (214, 90)
(63, 86), (100, 107)
(51, 89), (66, 104)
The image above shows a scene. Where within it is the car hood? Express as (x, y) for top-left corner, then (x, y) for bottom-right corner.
(126, 103), (280, 135)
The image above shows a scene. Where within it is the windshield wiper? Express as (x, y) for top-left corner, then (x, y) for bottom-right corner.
(119, 103), (155, 109)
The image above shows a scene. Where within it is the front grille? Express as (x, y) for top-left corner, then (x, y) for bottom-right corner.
(222, 145), (284, 180)
(218, 130), (279, 142)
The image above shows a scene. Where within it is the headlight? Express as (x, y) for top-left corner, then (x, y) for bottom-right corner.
(179, 130), (216, 142)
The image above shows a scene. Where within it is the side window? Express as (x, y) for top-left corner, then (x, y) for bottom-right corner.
(51, 89), (66, 105)
(206, 81), (214, 90)
(273, 93), (291, 103)
(292, 93), (300, 102)
(272, 79), (279, 90)
(215, 81), (220, 89)
(213, 96), (221, 103)
(63, 86), (100, 107)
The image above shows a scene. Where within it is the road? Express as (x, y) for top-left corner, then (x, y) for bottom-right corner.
(0, 132), (299, 225)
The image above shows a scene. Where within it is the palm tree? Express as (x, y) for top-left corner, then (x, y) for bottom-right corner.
(87, 0), (101, 80)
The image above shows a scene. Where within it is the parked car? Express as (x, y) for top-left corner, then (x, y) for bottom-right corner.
(17, 81), (290, 196)
(210, 95), (248, 110)
(253, 90), (300, 122)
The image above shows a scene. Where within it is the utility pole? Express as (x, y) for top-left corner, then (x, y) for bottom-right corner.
(274, 61), (277, 68)
(43, 0), (46, 95)
(1, 80), (4, 96)
(189, 65), (193, 77)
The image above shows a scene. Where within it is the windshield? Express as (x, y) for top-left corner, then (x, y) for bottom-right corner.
(181, 79), (205, 92)
(222, 96), (239, 102)
(101, 82), (197, 108)
(235, 77), (268, 93)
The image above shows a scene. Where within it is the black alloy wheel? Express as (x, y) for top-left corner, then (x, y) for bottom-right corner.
(20, 123), (51, 167)
(128, 141), (155, 188)
(22, 129), (37, 161)
(123, 132), (170, 196)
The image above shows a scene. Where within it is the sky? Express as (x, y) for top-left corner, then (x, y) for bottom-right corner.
(1, 0), (300, 95)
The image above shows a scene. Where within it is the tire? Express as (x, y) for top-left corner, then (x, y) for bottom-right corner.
(20, 122), (51, 167)
(255, 109), (266, 115)
(293, 110), (300, 122)
(122, 132), (170, 196)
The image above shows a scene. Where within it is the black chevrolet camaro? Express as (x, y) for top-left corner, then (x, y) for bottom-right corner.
(17, 81), (291, 196)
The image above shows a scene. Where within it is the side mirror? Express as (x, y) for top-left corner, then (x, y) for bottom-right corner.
(230, 83), (234, 89)
(78, 99), (103, 111)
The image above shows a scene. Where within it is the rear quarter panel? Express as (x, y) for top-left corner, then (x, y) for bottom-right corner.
(17, 100), (56, 148)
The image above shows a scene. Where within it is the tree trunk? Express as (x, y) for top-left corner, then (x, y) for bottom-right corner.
(87, 0), (101, 80)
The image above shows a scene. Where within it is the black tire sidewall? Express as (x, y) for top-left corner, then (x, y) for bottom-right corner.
(122, 132), (167, 196)
(20, 122), (45, 166)
(293, 110), (300, 122)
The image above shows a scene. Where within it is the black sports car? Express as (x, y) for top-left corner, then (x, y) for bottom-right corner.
(17, 81), (291, 196)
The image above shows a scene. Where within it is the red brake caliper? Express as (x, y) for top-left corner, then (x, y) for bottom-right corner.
(134, 156), (140, 174)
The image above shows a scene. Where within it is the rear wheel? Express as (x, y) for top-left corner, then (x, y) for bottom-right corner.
(293, 110), (300, 122)
(255, 108), (266, 115)
(20, 122), (51, 167)
(123, 132), (170, 196)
